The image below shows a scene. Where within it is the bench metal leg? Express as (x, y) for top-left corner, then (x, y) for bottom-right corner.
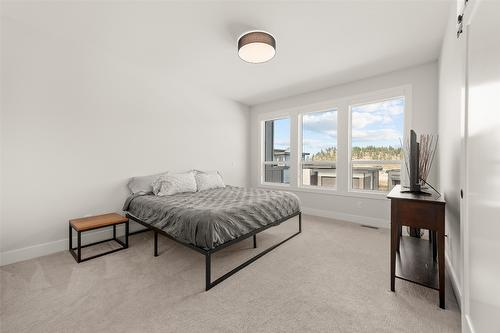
(69, 224), (72, 251)
(77, 231), (82, 263)
(253, 234), (257, 248)
(125, 221), (129, 248)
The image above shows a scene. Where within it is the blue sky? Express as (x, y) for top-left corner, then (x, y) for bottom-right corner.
(273, 118), (291, 150)
(273, 96), (404, 154)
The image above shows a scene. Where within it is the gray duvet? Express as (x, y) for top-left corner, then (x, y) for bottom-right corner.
(123, 186), (300, 250)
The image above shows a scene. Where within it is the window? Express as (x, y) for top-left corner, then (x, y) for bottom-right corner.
(301, 109), (338, 188)
(258, 86), (409, 197)
(350, 97), (404, 192)
(263, 118), (290, 184)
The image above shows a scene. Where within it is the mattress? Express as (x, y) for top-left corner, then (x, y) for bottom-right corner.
(123, 186), (300, 250)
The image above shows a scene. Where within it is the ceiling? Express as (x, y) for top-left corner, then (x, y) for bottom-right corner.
(2, 1), (451, 106)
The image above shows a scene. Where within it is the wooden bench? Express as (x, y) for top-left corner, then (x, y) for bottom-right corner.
(69, 213), (129, 263)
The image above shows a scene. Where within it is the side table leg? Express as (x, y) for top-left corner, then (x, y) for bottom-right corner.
(390, 202), (397, 292)
(438, 231), (445, 309)
(391, 224), (396, 292)
(432, 231), (438, 262)
(397, 225), (402, 252)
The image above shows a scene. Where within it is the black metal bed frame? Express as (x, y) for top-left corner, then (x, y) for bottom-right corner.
(126, 211), (302, 291)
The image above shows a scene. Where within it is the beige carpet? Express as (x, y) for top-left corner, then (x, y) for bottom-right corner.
(0, 215), (460, 332)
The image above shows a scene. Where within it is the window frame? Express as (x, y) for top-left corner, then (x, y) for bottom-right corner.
(260, 115), (292, 187)
(257, 85), (412, 199)
(347, 90), (411, 196)
(299, 108), (339, 191)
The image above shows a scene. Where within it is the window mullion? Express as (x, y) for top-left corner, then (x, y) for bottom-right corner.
(336, 101), (349, 194)
(290, 111), (299, 188)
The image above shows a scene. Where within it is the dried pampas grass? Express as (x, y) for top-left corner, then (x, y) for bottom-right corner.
(401, 133), (438, 184)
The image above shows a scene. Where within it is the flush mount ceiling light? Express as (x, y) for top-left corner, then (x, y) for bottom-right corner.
(238, 31), (276, 64)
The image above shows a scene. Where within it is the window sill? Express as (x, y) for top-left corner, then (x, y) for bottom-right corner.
(258, 183), (389, 201)
(261, 182), (290, 187)
(347, 189), (390, 200)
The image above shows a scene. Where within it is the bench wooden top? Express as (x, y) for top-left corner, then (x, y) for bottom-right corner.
(70, 213), (128, 232)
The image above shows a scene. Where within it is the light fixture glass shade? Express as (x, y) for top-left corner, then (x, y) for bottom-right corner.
(238, 31), (276, 63)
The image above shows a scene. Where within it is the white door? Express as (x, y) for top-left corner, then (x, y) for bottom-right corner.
(463, 0), (500, 332)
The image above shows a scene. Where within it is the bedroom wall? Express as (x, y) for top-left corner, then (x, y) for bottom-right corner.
(250, 62), (439, 227)
(0, 11), (250, 265)
(437, 2), (465, 307)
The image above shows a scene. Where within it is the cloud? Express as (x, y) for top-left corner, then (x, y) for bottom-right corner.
(351, 97), (404, 130)
(302, 110), (337, 138)
(301, 98), (404, 151)
(352, 128), (402, 143)
(352, 112), (383, 129)
(352, 98), (404, 116)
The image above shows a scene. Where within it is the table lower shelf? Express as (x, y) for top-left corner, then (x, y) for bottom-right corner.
(396, 235), (439, 290)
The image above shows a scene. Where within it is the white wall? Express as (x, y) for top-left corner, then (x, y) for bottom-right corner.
(250, 62), (439, 227)
(438, 2), (465, 307)
(464, 1), (500, 331)
(0, 11), (250, 265)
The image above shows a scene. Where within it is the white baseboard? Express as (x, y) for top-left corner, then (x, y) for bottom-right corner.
(0, 224), (145, 266)
(0, 238), (69, 267)
(445, 253), (463, 310)
(1, 208), (388, 266)
(464, 315), (475, 333)
(301, 207), (390, 229)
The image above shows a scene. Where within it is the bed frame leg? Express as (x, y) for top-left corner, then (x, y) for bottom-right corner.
(154, 231), (158, 257)
(299, 212), (302, 233)
(253, 234), (257, 248)
(205, 253), (211, 291)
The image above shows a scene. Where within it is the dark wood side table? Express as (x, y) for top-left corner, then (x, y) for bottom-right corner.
(387, 185), (446, 309)
(69, 213), (129, 263)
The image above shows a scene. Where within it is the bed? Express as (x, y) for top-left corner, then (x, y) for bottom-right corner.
(123, 186), (301, 290)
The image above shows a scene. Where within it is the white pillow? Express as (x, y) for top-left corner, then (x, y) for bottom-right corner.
(195, 171), (225, 191)
(153, 171), (197, 196)
(128, 171), (168, 194)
